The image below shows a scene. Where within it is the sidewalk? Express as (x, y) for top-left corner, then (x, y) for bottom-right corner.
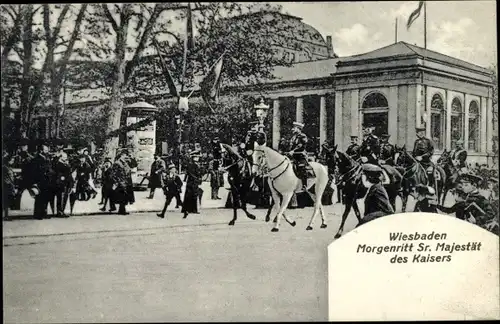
(8, 179), (230, 218)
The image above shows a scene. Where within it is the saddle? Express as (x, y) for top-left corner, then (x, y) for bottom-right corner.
(292, 161), (316, 179)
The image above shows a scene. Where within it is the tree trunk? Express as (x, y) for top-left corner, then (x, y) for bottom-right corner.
(102, 15), (129, 161)
(20, 4), (33, 139)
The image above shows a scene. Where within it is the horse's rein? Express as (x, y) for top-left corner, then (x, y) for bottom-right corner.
(254, 148), (289, 181)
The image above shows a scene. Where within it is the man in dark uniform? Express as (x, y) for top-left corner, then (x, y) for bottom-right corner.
(379, 134), (395, 166)
(450, 139), (468, 174)
(346, 135), (360, 161)
(52, 152), (73, 217)
(29, 144), (55, 220)
(111, 149), (134, 215)
(412, 126), (436, 190)
(211, 136), (223, 171)
(358, 164), (394, 226)
(359, 127), (381, 165)
(436, 174), (497, 234)
(287, 121), (309, 191)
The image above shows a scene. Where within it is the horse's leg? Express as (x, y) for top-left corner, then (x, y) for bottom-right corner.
(335, 196), (353, 239)
(401, 190), (408, 213)
(228, 189), (237, 226)
(272, 191), (294, 232)
(307, 169), (328, 230)
(241, 187), (257, 220)
(319, 205), (327, 228)
(265, 198), (275, 222)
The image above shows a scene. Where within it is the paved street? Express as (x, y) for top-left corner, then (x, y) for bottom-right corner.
(3, 194), (448, 323)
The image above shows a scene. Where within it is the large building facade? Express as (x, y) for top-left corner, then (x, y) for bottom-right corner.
(31, 12), (496, 165)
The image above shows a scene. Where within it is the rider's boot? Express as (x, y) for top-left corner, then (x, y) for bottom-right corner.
(301, 175), (308, 191)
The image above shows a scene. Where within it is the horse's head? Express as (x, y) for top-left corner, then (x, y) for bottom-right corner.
(251, 141), (266, 175)
(437, 149), (451, 166)
(334, 147), (357, 173)
(394, 144), (412, 167)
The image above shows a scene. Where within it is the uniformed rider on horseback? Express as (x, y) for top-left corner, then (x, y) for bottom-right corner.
(450, 139), (468, 174)
(359, 126), (381, 165)
(346, 135), (361, 161)
(287, 122), (309, 191)
(412, 126), (437, 189)
(379, 134), (395, 166)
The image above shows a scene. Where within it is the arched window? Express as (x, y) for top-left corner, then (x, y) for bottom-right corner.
(450, 97), (464, 148)
(430, 94), (445, 150)
(361, 92), (388, 137)
(468, 101), (480, 152)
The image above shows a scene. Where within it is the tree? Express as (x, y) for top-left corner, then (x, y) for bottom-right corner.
(1, 4), (88, 140)
(79, 3), (294, 160)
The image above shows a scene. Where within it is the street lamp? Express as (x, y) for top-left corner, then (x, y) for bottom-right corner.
(253, 98), (269, 131)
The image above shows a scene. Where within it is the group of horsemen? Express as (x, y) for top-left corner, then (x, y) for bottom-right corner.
(246, 121), (468, 193)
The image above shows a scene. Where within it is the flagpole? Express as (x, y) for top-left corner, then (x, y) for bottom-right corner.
(395, 18), (398, 43)
(424, 1), (427, 49)
(186, 50), (227, 99)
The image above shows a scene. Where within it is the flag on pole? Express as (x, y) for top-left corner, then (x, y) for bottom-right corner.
(407, 1), (424, 29)
(200, 53), (225, 113)
(152, 38), (179, 98)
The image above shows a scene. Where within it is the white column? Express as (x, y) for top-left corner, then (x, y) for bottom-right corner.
(445, 90), (452, 150)
(335, 91), (343, 150)
(487, 97), (493, 153)
(296, 97), (303, 123)
(481, 96), (488, 153)
(272, 98), (281, 150)
(416, 84), (423, 128)
(388, 86), (398, 139)
(319, 95), (327, 145)
(350, 90), (359, 138)
(464, 94), (470, 150)
(424, 86), (431, 139)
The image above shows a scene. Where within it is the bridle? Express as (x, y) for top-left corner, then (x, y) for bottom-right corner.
(333, 151), (361, 184)
(253, 148), (290, 181)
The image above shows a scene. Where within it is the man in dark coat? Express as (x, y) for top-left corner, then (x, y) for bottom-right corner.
(75, 154), (94, 201)
(437, 174), (497, 234)
(29, 144), (55, 220)
(412, 125), (436, 189)
(450, 139), (468, 174)
(111, 149), (135, 215)
(346, 135), (360, 161)
(148, 154), (166, 199)
(99, 159), (114, 212)
(413, 184), (438, 213)
(182, 151), (202, 218)
(52, 152), (73, 217)
(379, 134), (395, 166)
(358, 164), (394, 225)
(359, 127), (381, 165)
(3, 154), (17, 220)
(287, 121), (309, 191)
(157, 164), (184, 218)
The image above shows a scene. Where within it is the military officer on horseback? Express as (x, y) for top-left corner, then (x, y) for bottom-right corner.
(450, 139), (468, 174)
(412, 126), (437, 189)
(359, 126), (381, 165)
(346, 135), (361, 161)
(287, 121), (309, 191)
(379, 134), (395, 166)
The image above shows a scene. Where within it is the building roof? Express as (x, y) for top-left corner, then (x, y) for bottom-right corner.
(269, 57), (339, 83)
(338, 41), (491, 74)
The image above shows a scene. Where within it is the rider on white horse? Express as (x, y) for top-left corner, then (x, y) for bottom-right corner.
(287, 122), (309, 191)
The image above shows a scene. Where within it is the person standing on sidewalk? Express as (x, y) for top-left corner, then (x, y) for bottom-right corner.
(148, 154), (166, 199)
(99, 159), (114, 212)
(182, 152), (202, 218)
(29, 144), (54, 220)
(157, 164), (183, 218)
(3, 154), (17, 221)
(52, 152), (73, 217)
(82, 148), (98, 199)
(111, 149), (134, 215)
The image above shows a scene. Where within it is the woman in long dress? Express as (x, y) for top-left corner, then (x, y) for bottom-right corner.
(182, 152), (202, 218)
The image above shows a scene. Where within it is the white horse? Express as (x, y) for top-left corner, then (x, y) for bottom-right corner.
(252, 142), (330, 232)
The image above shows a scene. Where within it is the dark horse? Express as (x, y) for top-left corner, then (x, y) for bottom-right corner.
(436, 149), (461, 205)
(220, 143), (257, 225)
(394, 144), (446, 212)
(326, 145), (402, 238)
